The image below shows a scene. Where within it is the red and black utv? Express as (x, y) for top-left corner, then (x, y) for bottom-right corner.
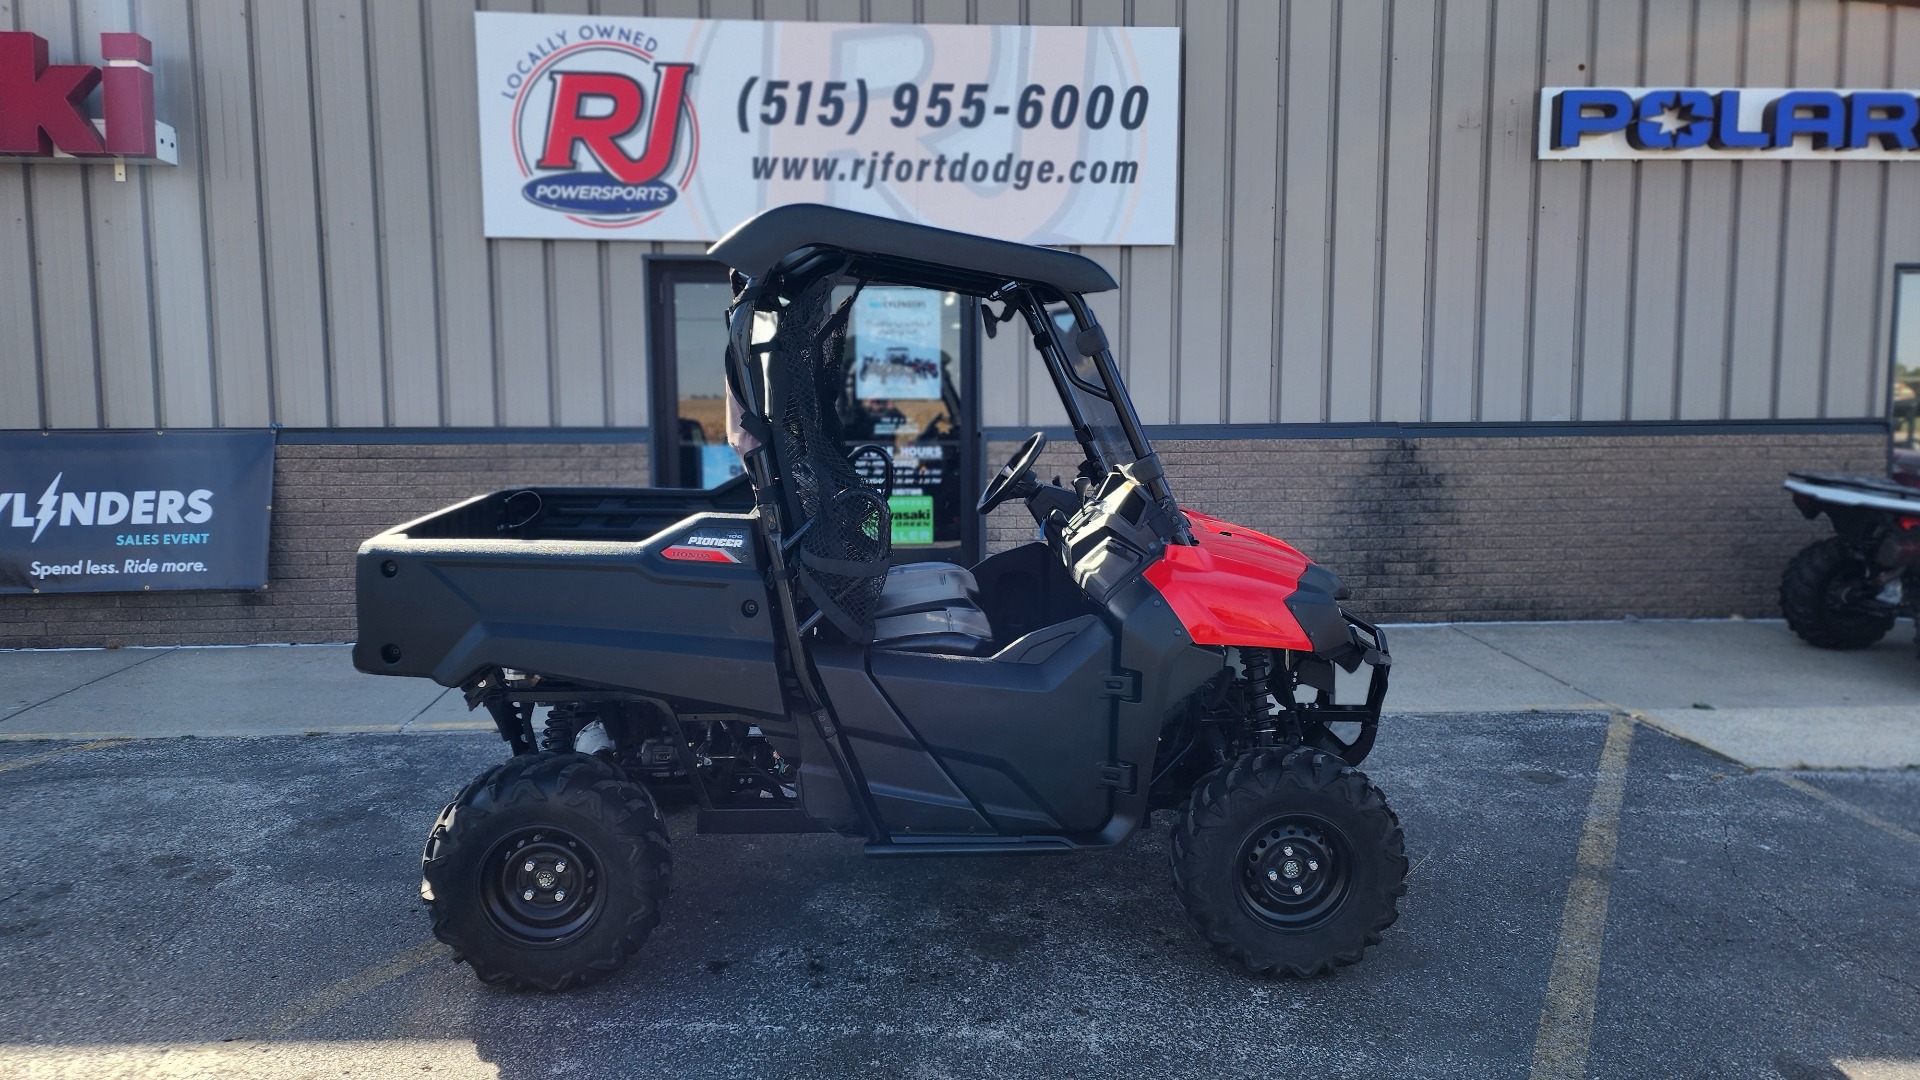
(354, 205), (1406, 990)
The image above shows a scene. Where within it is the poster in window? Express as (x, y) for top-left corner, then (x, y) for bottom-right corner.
(889, 495), (935, 546)
(853, 289), (944, 401)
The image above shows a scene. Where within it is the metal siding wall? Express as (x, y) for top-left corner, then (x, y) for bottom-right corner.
(0, 0), (1902, 432)
(252, 0), (329, 427)
(1274, 1), (1328, 424)
(1826, 1), (1890, 419)
(0, 2), (37, 430)
(1174, 0), (1231, 424)
(1479, 0), (1540, 422)
(1776, 1), (1841, 418)
(1727, 3), (1793, 418)
(80, 0), (158, 430)
(1527, 0), (1585, 421)
(312, 0), (386, 428)
(1576, 0), (1638, 423)
(23, 0), (99, 429)
(0, 151), (40, 428)
(1630, 0), (1689, 421)
(1678, 0), (1742, 421)
(1427, 0), (1492, 423)
(1230, 0), (1281, 424)
(423, 0), (495, 427)
(1879, 7), (1920, 418)
(143, 0), (217, 430)
(1379, 0), (1439, 422)
(192, 0), (272, 428)
(368, 0), (442, 427)
(1324, 0), (1387, 424)
(1124, 1), (1179, 425)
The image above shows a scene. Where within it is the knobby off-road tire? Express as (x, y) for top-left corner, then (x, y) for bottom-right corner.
(1780, 537), (1895, 650)
(1170, 747), (1406, 977)
(422, 752), (671, 991)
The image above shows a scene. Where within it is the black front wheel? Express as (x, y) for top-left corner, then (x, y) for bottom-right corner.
(1170, 748), (1406, 976)
(422, 752), (671, 991)
(1780, 537), (1895, 650)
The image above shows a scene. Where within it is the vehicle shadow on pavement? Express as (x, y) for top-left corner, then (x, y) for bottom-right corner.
(0, 716), (1915, 1079)
(345, 712), (1611, 1078)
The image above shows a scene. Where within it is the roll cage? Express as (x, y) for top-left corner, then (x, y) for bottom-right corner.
(709, 204), (1188, 542)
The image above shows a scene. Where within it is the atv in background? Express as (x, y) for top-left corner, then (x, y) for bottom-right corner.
(1781, 472), (1920, 650)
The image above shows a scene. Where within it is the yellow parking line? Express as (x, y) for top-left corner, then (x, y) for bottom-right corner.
(0, 739), (124, 775)
(259, 941), (447, 1038)
(1528, 711), (1637, 1080)
(1771, 774), (1920, 847)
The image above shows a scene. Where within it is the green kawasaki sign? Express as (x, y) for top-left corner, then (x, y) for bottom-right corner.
(889, 495), (934, 546)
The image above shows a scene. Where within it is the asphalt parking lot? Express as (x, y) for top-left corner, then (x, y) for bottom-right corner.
(0, 707), (1915, 1079)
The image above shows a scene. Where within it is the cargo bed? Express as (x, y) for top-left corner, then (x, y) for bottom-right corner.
(351, 476), (786, 718)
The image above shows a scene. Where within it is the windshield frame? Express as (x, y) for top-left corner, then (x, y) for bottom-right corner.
(1021, 286), (1188, 542)
(1040, 301), (1136, 471)
(1023, 287), (1154, 470)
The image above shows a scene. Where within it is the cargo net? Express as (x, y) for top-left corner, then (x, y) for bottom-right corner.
(771, 277), (891, 640)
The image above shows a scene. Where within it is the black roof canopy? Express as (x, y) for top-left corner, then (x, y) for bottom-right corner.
(707, 204), (1118, 296)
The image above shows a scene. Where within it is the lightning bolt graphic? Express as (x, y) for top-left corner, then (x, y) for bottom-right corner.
(32, 473), (61, 543)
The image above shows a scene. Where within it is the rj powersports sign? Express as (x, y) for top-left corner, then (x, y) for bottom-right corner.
(1541, 87), (1920, 161)
(475, 14), (1179, 244)
(0, 431), (274, 595)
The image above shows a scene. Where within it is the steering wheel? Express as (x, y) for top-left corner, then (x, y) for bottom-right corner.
(977, 432), (1047, 514)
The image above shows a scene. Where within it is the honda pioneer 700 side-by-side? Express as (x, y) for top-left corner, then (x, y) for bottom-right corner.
(353, 205), (1407, 990)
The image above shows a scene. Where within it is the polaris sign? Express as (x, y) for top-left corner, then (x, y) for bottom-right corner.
(0, 431), (273, 595)
(1539, 87), (1920, 161)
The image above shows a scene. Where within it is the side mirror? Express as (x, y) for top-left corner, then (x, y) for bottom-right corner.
(980, 299), (1018, 339)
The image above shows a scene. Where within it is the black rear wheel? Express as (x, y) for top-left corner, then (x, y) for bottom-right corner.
(422, 752), (671, 991)
(1780, 537), (1895, 650)
(1170, 748), (1405, 976)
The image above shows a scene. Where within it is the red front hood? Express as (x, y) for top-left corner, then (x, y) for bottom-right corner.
(1141, 509), (1316, 650)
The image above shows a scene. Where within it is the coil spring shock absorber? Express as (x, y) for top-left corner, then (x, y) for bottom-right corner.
(1240, 648), (1301, 748)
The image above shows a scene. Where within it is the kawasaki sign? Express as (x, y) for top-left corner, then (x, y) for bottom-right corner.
(1540, 87), (1920, 161)
(0, 31), (178, 166)
(0, 432), (273, 595)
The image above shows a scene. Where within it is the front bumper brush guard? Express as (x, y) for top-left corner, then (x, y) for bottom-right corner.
(1281, 613), (1390, 761)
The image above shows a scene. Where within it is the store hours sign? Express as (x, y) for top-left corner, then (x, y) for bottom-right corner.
(475, 13), (1179, 244)
(0, 431), (274, 595)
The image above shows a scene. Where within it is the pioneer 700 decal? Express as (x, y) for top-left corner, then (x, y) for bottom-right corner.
(661, 528), (749, 564)
(0, 431), (274, 595)
(475, 14), (1178, 245)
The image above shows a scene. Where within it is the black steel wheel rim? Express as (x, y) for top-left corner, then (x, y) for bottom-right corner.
(481, 826), (604, 946)
(1236, 814), (1353, 931)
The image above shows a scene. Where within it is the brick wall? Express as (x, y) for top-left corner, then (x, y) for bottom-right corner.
(0, 430), (1885, 648)
(985, 431), (1887, 623)
(0, 442), (649, 649)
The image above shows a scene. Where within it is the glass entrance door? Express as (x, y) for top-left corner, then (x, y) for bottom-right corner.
(646, 260), (980, 565)
(1895, 267), (1920, 451)
(836, 285), (976, 563)
(648, 260), (738, 490)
